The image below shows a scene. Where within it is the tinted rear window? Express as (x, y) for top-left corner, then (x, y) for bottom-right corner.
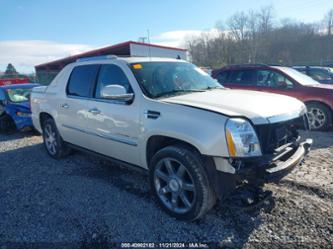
(67, 65), (100, 97)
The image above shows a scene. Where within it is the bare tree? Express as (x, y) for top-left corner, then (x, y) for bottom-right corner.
(227, 11), (248, 41)
(187, 5), (333, 68)
(325, 9), (333, 35)
(258, 5), (274, 33)
(246, 10), (260, 63)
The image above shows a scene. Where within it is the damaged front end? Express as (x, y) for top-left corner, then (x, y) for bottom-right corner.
(212, 114), (312, 200)
(233, 114), (312, 184)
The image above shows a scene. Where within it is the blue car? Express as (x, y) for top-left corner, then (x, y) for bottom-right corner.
(0, 83), (40, 133)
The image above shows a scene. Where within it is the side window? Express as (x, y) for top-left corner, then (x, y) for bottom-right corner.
(256, 70), (293, 89)
(256, 70), (271, 86)
(216, 71), (229, 84)
(229, 70), (256, 85)
(67, 64), (99, 97)
(95, 64), (132, 99)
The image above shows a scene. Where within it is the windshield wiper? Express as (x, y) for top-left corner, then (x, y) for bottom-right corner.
(155, 89), (205, 98)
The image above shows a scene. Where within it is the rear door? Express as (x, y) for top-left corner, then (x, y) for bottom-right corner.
(57, 64), (99, 148)
(221, 69), (258, 90)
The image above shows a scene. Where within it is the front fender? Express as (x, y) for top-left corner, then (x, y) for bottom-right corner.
(140, 101), (230, 168)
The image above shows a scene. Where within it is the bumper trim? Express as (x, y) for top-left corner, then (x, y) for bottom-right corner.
(265, 138), (313, 181)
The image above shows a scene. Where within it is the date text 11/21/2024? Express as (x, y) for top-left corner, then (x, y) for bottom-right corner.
(120, 242), (209, 248)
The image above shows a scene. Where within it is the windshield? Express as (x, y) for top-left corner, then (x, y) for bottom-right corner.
(276, 67), (320, 85)
(6, 88), (32, 103)
(130, 62), (223, 98)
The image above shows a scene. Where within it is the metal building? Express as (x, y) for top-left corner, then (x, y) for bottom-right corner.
(35, 41), (187, 85)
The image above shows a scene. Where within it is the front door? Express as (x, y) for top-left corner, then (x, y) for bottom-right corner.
(254, 69), (300, 98)
(84, 63), (142, 166)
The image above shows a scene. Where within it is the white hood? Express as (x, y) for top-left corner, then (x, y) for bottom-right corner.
(163, 89), (306, 125)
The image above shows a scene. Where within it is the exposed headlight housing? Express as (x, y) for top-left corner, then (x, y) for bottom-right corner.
(225, 118), (262, 157)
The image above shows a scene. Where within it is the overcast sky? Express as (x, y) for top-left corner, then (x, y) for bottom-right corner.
(0, 0), (332, 73)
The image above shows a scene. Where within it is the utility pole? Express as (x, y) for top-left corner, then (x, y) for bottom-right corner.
(138, 37), (147, 43)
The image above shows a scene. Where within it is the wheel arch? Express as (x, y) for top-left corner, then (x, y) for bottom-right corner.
(0, 113), (17, 131)
(145, 135), (219, 189)
(146, 135), (202, 169)
(304, 100), (332, 111)
(304, 100), (333, 118)
(39, 112), (54, 129)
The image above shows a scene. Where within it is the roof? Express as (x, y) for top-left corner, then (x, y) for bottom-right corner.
(122, 57), (186, 64)
(75, 56), (186, 65)
(35, 41), (187, 70)
(216, 64), (292, 70)
(293, 65), (332, 69)
(0, 83), (40, 89)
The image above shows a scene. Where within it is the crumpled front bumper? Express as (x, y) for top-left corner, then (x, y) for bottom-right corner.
(236, 138), (313, 183)
(263, 138), (312, 182)
(211, 138), (313, 200)
(13, 115), (33, 130)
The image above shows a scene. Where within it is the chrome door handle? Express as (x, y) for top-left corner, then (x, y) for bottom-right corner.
(88, 108), (101, 115)
(144, 110), (160, 119)
(61, 103), (69, 109)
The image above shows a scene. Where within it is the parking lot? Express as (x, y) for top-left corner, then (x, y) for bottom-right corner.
(0, 131), (332, 248)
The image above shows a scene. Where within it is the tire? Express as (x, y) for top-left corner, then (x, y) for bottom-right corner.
(149, 145), (216, 221)
(42, 118), (71, 159)
(0, 104), (4, 116)
(306, 102), (332, 131)
(0, 115), (16, 134)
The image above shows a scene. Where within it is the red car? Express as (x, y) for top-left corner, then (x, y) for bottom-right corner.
(212, 65), (333, 131)
(0, 77), (30, 86)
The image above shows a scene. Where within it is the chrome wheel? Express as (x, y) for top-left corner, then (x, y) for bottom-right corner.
(44, 124), (57, 155)
(154, 158), (196, 214)
(307, 107), (326, 130)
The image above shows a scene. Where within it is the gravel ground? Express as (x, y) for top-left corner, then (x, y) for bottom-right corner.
(0, 131), (332, 248)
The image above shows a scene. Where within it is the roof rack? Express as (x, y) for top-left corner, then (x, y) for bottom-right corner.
(76, 55), (118, 62)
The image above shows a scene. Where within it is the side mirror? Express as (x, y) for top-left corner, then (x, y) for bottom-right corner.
(100, 84), (134, 102)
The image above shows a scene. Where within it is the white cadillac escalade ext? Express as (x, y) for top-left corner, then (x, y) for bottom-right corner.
(31, 56), (312, 220)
